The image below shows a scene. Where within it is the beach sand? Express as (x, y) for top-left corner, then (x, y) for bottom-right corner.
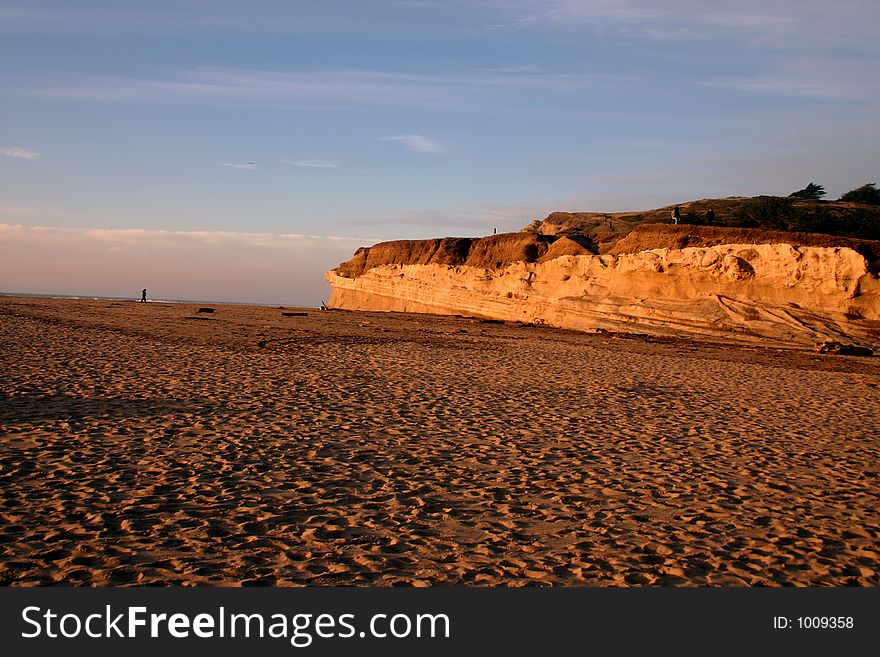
(1, 296), (878, 586)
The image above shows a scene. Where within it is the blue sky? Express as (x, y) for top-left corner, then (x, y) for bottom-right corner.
(2, 0), (879, 304)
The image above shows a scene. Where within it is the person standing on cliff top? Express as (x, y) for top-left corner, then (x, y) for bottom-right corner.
(672, 207), (681, 224)
(141, 288), (147, 303)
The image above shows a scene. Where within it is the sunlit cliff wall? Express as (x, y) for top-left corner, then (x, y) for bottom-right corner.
(326, 226), (880, 347)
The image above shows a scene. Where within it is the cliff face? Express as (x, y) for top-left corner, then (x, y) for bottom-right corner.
(334, 233), (568, 278)
(326, 225), (880, 348)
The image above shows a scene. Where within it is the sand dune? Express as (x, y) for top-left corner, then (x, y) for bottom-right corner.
(1, 297), (878, 586)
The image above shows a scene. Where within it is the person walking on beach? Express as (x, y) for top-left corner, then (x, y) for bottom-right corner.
(672, 206), (681, 225)
(706, 207), (715, 224)
(141, 288), (147, 303)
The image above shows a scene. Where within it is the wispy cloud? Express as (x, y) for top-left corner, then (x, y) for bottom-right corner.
(220, 162), (256, 170)
(0, 4), (329, 36)
(490, 0), (657, 28)
(0, 223), (375, 247)
(588, 172), (677, 186)
(477, 64), (542, 74)
(2, 146), (40, 160)
(702, 54), (880, 102)
(394, 1), (442, 7)
(279, 159), (339, 169)
(752, 121), (880, 146)
(0, 206), (46, 218)
(483, 0), (880, 49)
(378, 134), (443, 153)
(0, 223), (379, 304)
(21, 66), (585, 112)
(345, 199), (573, 231)
(580, 145), (880, 203)
(342, 192), (712, 233)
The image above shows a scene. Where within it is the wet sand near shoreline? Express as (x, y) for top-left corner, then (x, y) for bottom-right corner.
(1, 296), (878, 586)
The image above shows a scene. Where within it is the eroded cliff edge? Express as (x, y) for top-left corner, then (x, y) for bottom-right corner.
(326, 224), (880, 348)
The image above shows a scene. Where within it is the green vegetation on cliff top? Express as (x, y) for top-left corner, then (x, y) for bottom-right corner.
(526, 196), (880, 244)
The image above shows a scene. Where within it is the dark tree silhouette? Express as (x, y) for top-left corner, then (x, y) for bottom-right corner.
(840, 183), (880, 205)
(789, 183), (826, 200)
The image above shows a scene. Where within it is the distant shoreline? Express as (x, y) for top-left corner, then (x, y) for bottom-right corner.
(0, 291), (318, 308)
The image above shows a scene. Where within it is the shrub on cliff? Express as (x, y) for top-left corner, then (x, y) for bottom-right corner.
(683, 210), (705, 225)
(736, 196), (793, 229)
(731, 196), (880, 238)
(840, 183), (880, 205)
(789, 183), (826, 200)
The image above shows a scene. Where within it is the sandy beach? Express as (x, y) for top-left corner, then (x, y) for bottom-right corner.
(1, 295), (878, 586)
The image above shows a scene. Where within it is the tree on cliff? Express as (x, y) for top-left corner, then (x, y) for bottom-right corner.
(789, 183), (826, 200)
(839, 183), (880, 205)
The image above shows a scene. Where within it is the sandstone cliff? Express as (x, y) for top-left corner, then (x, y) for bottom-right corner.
(326, 223), (880, 348)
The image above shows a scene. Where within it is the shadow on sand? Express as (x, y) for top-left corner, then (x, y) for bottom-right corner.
(0, 392), (215, 423)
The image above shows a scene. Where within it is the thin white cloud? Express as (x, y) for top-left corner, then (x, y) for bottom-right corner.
(702, 55), (880, 102)
(501, 0), (657, 27)
(0, 223), (379, 305)
(483, 0), (880, 49)
(705, 76), (856, 101)
(0, 224), (376, 246)
(578, 146), (880, 204)
(345, 199), (581, 230)
(478, 65), (542, 74)
(0, 206), (45, 217)
(220, 162), (256, 170)
(22, 66), (585, 113)
(589, 172), (676, 186)
(753, 121), (880, 146)
(0, 4), (326, 36)
(279, 159), (339, 169)
(378, 134), (443, 153)
(2, 146), (40, 160)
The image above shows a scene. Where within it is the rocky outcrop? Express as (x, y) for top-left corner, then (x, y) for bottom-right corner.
(334, 233), (573, 278)
(326, 225), (880, 348)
